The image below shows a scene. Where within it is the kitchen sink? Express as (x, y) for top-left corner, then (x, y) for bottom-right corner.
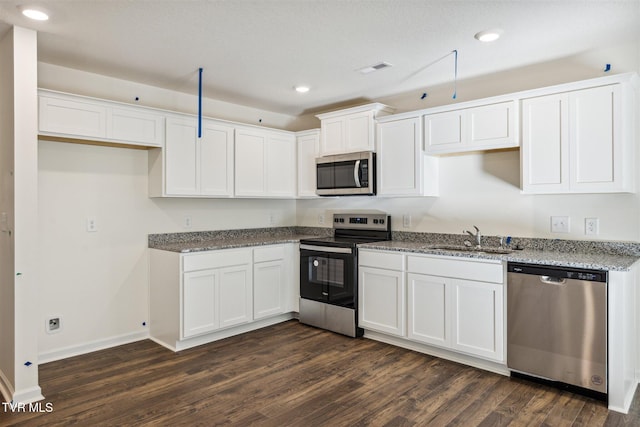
(424, 245), (513, 255)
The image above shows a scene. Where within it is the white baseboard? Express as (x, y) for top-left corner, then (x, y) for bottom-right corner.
(152, 313), (296, 352)
(10, 386), (44, 404)
(0, 369), (44, 404)
(0, 369), (14, 403)
(38, 330), (149, 364)
(364, 330), (510, 376)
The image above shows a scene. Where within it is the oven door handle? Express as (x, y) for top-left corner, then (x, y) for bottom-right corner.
(300, 244), (353, 254)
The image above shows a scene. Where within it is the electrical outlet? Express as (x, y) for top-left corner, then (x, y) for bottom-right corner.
(183, 216), (192, 229)
(550, 216), (570, 233)
(585, 218), (599, 235)
(269, 212), (275, 226)
(403, 215), (412, 228)
(86, 217), (97, 232)
(46, 316), (61, 334)
(318, 213), (325, 225)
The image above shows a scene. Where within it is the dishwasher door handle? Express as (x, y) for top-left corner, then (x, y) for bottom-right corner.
(540, 275), (566, 285)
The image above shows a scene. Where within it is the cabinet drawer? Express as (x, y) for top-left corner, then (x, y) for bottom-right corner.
(407, 255), (503, 284)
(183, 248), (251, 272)
(359, 250), (404, 270)
(254, 245), (285, 263)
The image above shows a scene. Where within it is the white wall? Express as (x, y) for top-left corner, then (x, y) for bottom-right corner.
(36, 65), (297, 360)
(298, 150), (640, 242)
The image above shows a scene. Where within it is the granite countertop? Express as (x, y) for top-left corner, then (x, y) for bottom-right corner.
(150, 234), (314, 253)
(148, 226), (332, 254)
(358, 240), (640, 272)
(148, 226), (640, 271)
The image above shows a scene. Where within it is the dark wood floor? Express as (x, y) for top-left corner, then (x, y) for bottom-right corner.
(2, 320), (639, 426)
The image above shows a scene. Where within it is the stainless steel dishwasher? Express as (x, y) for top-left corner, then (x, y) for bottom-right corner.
(507, 262), (607, 398)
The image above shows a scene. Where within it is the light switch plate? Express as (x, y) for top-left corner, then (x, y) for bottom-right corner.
(550, 216), (570, 233)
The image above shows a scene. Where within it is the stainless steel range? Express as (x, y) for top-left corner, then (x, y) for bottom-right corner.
(299, 212), (391, 337)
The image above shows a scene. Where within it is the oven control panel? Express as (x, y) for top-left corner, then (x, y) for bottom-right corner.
(333, 213), (390, 231)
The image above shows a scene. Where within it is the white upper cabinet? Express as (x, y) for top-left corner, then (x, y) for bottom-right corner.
(234, 127), (296, 198)
(376, 116), (439, 197)
(296, 129), (320, 198)
(425, 101), (517, 154)
(151, 115), (234, 197)
(522, 83), (634, 194)
(39, 89), (164, 148)
(316, 103), (394, 155)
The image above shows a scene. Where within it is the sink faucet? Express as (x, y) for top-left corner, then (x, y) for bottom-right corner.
(464, 225), (481, 248)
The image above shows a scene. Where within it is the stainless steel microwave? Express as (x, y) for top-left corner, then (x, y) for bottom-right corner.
(316, 151), (376, 196)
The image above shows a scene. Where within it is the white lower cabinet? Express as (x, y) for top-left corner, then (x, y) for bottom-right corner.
(253, 244), (297, 319)
(181, 249), (252, 339)
(359, 249), (505, 365)
(451, 279), (504, 361)
(406, 254), (505, 363)
(358, 250), (406, 336)
(183, 264), (252, 338)
(149, 243), (297, 351)
(359, 266), (406, 336)
(183, 269), (219, 337)
(407, 273), (448, 347)
(218, 265), (253, 329)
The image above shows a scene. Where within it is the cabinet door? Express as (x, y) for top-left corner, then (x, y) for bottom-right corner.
(183, 269), (218, 338)
(345, 111), (374, 152)
(266, 133), (296, 197)
(218, 265), (252, 329)
(235, 129), (266, 196)
(466, 102), (515, 149)
(109, 107), (164, 147)
(165, 117), (198, 195)
(407, 273), (449, 347)
(451, 279), (504, 362)
(39, 95), (107, 139)
(320, 116), (345, 155)
(521, 94), (569, 193)
(253, 260), (285, 319)
(200, 121), (234, 197)
(358, 266), (405, 336)
(297, 131), (320, 198)
(570, 85), (621, 192)
(377, 118), (422, 196)
(424, 110), (464, 153)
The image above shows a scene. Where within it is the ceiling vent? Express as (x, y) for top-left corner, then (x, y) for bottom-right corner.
(358, 62), (393, 74)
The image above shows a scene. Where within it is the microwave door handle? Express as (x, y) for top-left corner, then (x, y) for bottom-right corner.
(353, 160), (361, 187)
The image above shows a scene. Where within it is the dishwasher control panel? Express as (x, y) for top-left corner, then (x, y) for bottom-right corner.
(507, 263), (607, 283)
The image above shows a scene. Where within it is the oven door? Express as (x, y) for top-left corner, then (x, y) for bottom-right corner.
(300, 244), (356, 307)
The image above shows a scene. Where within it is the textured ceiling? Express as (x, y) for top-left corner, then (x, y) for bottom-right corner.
(0, 0), (638, 115)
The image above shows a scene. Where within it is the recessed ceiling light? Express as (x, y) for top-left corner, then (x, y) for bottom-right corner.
(294, 86), (310, 93)
(21, 7), (49, 21)
(474, 29), (503, 42)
